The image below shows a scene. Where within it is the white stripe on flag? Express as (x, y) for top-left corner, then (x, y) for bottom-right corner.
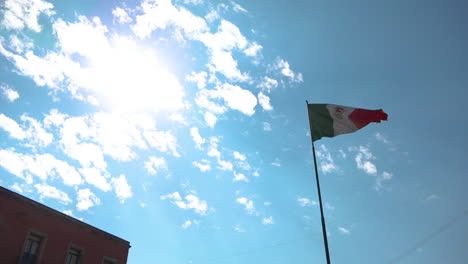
(326, 104), (358, 136)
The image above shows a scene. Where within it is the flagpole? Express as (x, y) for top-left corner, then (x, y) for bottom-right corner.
(306, 100), (332, 264)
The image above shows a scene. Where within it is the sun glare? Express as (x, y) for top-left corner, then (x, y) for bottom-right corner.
(86, 35), (184, 114)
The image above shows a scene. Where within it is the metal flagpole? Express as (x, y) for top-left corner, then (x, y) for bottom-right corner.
(306, 100), (332, 264)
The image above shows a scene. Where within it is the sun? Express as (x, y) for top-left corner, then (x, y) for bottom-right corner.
(79, 34), (185, 114)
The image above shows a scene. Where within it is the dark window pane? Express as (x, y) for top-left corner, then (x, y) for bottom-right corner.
(21, 234), (43, 264)
(66, 247), (81, 264)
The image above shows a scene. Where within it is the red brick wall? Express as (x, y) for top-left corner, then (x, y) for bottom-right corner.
(0, 188), (130, 263)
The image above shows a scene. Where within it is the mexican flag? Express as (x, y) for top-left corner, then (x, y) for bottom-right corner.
(307, 104), (388, 141)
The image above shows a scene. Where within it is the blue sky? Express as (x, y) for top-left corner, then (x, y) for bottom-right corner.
(1, 0), (468, 263)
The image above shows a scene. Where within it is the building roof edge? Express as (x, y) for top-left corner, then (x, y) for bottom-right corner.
(0, 186), (131, 247)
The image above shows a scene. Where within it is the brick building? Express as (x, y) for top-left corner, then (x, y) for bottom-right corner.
(0, 186), (131, 263)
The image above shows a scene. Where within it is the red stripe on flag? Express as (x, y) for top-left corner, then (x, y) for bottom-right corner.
(348, 108), (388, 129)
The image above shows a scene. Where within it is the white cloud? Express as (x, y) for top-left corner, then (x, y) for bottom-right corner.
(350, 146), (391, 189)
(263, 122), (272, 131)
(339, 149), (347, 159)
(0, 114), (27, 140)
(297, 197), (317, 207)
(0, 149), (82, 186)
(186, 71), (208, 89)
(204, 112), (217, 128)
(233, 172), (249, 182)
(338, 226), (351, 235)
(53, 15), (108, 58)
(184, 0), (203, 5)
(161, 191), (182, 200)
(1, 0), (55, 32)
(211, 50), (248, 80)
(262, 216), (274, 225)
(44, 109), (67, 127)
(76, 188), (100, 211)
(182, 194), (208, 214)
(217, 159), (233, 171)
(192, 160), (211, 172)
(231, 1), (247, 13)
(257, 77), (278, 93)
(55, 112), (148, 167)
(112, 7), (132, 24)
(0, 43), (67, 88)
(195, 89), (227, 115)
(375, 132), (391, 145)
(197, 20), (250, 81)
(20, 114), (54, 147)
(426, 194), (439, 201)
(197, 18), (247, 52)
(62, 210), (74, 217)
(353, 146), (377, 175)
(374, 171), (393, 191)
(325, 202), (335, 211)
(132, 0), (208, 40)
(233, 151), (246, 161)
(111, 174), (133, 203)
(58, 116), (107, 170)
(236, 160), (251, 171)
(205, 10), (219, 23)
(190, 127), (205, 149)
(234, 225), (246, 232)
(49, 157), (83, 186)
(35, 183), (71, 204)
(236, 197), (255, 214)
(61, 210), (83, 221)
(1, 84), (19, 102)
(63, 142), (107, 171)
(0, 149), (35, 181)
(10, 182), (30, 193)
(273, 57), (303, 83)
(316, 145), (337, 174)
(0, 149), (34, 182)
(207, 147), (221, 159)
(182, 220), (192, 229)
(169, 113), (188, 125)
(145, 156), (168, 175)
(244, 42), (262, 57)
(89, 113), (147, 162)
(0, 113), (53, 148)
(79, 167), (111, 192)
(144, 130), (180, 157)
(205, 137), (234, 171)
(8, 34), (34, 53)
(271, 158), (281, 167)
(161, 192), (208, 215)
(258, 92), (273, 111)
(207, 83), (257, 116)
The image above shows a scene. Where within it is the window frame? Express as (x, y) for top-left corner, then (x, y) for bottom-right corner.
(18, 229), (48, 264)
(64, 243), (85, 264)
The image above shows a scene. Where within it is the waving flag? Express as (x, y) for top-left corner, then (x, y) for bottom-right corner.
(307, 104), (388, 141)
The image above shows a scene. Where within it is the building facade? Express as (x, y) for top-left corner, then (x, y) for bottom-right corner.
(0, 186), (130, 263)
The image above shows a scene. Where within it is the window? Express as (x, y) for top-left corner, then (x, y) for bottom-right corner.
(65, 247), (82, 264)
(65, 243), (84, 264)
(20, 231), (46, 264)
(102, 256), (117, 264)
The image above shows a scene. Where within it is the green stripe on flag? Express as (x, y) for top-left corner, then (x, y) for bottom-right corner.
(308, 104), (334, 141)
